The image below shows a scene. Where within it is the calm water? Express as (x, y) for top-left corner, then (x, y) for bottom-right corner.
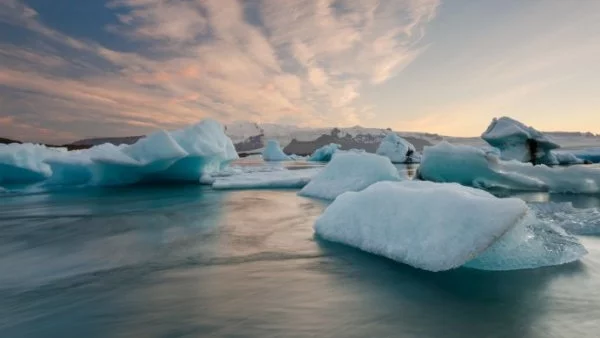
(2, 166), (600, 337)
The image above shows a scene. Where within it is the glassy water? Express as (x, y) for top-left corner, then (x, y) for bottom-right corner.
(2, 165), (600, 337)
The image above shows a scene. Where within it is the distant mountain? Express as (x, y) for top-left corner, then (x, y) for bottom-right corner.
(70, 135), (143, 147)
(0, 137), (21, 144)
(8, 122), (599, 154)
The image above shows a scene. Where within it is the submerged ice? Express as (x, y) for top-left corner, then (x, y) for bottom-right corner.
(314, 181), (586, 272)
(0, 119), (238, 188)
(299, 152), (404, 200)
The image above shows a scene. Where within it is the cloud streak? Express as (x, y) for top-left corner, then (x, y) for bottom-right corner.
(0, 0), (438, 142)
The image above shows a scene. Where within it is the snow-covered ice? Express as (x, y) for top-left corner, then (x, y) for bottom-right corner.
(212, 167), (321, 190)
(0, 119), (238, 188)
(262, 139), (290, 161)
(308, 143), (341, 162)
(299, 152), (404, 200)
(376, 133), (420, 163)
(482, 117), (560, 165)
(419, 142), (600, 193)
(314, 180), (586, 272)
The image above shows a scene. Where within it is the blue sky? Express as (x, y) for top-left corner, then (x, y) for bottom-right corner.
(1, 0), (599, 143)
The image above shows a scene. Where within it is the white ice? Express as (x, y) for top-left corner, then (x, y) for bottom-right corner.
(314, 180), (586, 272)
(419, 142), (600, 193)
(376, 132), (420, 163)
(262, 139), (290, 161)
(308, 143), (341, 162)
(482, 116), (560, 165)
(299, 152), (404, 200)
(0, 119), (238, 188)
(212, 167), (321, 190)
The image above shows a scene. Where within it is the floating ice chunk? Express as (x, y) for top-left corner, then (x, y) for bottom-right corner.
(482, 117), (560, 165)
(529, 202), (600, 235)
(556, 148), (600, 164)
(419, 142), (600, 193)
(212, 167), (321, 190)
(464, 211), (587, 270)
(314, 181), (530, 271)
(262, 139), (290, 161)
(309, 143), (341, 162)
(0, 144), (62, 183)
(552, 151), (585, 165)
(315, 180), (586, 271)
(376, 133), (420, 163)
(299, 152), (404, 200)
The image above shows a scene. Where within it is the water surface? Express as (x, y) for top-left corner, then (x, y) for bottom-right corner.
(1, 166), (600, 337)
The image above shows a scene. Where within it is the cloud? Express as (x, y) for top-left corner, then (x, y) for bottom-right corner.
(0, 0), (439, 142)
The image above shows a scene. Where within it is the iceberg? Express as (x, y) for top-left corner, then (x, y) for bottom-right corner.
(299, 152), (404, 200)
(0, 119), (238, 188)
(262, 139), (290, 161)
(314, 180), (586, 272)
(308, 143), (341, 162)
(376, 132), (420, 163)
(212, 167), (321, 190)
(482, 117), (560, 165)
(0, 144), (63, 184)
(552, 151), (585, 165)
(418, 142), (600, 193)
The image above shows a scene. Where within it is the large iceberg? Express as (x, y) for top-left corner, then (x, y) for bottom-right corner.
(418, 142), (600, 193)
(376, 132), (420, 163)
(482, 117), (560, 165)
(262, 139), (290, 161)
(308, 143), (341, 162)
(0, 119), (238, 188)
(314, 180), (586, 272)
(212, 167), (321, 190)
(299, 152), (404, 200)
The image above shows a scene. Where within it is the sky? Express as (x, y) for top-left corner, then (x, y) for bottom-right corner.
(1, 0), (599, 143)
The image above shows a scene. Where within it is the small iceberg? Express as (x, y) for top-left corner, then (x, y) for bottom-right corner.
(262, 139), (290, 161)
(418, 142), (600, 193)
(212, 167), (321, 190)
(308, 143), (341, 162)
(314, 180), (586, 272)
(376, 132), (420, 163)
(299, 152), (404, 200)
(482, 116), (560, 165)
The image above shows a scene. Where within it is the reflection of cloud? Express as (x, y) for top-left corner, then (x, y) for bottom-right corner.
(0, 0), (439, 142)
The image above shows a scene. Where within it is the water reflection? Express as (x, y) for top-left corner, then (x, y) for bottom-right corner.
(1, 180), (600, 337)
